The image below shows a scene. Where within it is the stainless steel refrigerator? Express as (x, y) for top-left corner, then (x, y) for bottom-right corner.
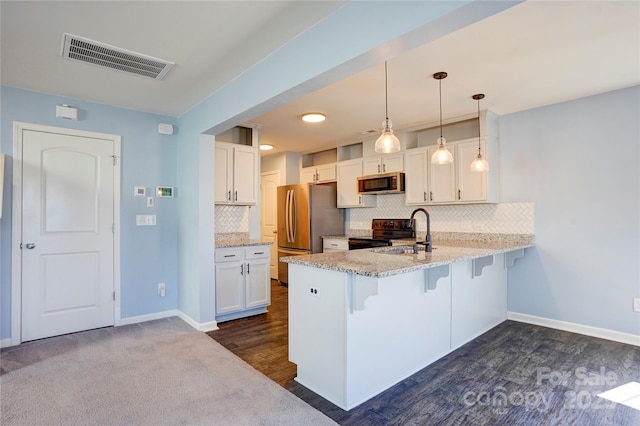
(277, 183), (344, 284)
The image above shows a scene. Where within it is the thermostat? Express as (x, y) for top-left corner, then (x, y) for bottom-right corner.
(156, 186), (174, 198)
(134, 186), (146, 196)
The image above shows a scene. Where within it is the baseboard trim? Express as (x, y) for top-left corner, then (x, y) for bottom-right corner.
(116, 310), (178, 326)
(0, 338), (13, 348)
(177, 310), (219, 332)
(507, 312), (640, 347)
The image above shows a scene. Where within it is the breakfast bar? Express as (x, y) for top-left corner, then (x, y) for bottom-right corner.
(281, 237), (534, 410)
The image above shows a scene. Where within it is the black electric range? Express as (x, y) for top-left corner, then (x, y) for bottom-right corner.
(348, 219), (415, 250)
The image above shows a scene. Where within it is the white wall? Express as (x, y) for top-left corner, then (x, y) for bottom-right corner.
(500, 86), (640, 336)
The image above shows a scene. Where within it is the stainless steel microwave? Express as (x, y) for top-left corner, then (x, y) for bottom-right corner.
(357, 172), (405, 194)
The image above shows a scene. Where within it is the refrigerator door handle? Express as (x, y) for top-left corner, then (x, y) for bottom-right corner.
(285, 190), (290, 242)
(287, 190), (294, 243)
(291, 189), (296, 241)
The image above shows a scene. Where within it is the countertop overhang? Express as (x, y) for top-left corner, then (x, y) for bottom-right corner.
(281, 238), (534, 278)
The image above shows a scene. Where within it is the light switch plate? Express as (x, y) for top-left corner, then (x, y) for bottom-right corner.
(136, 215), (156, 226)
(147, 197), (154, 207)
(134, 186), (145, 197)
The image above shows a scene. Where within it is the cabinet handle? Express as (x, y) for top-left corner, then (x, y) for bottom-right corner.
(330, 244), (338, 247)
(240, 264), (244, 275)
(253, 252), (264, 255)
(315, 173), (319, 182)
(224, 254), (235, 258)
(234, 191), (238, 201)
(247, 263), (250, 274)
(423, 191), (426, 201)
(383, 163), (386, 172)
(378, 164), (381, 173)
(430, 191), (433, 202)
(458, 189), (462, 200)
(359, 195), (362, 204)
(227, 190), (231, 201)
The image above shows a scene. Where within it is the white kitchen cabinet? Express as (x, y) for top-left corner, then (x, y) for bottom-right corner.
(404, 137), (496, 206)
(336, 159), (376, 208)
(362, 153), (404, 176)
(427, 145), (457, 204)
(300, 164), (336, 184)
(322, 237), (348, 252)
(456, 139), (488, 203)
(405, 146), (455, 205)
(214, 142), (258, 205)
(215, 245), (271, 322)
(404, 148), (429, 205)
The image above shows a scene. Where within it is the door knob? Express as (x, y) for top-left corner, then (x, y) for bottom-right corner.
(25, 243), (36, 249)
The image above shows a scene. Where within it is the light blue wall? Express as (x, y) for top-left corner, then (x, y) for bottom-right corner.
(0, 86), (179, 339)
(501, 85), (640, 335)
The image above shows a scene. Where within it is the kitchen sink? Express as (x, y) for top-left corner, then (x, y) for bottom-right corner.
(373, 246), (436, 255)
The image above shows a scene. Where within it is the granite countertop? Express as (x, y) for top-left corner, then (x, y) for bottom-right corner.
(280, 236), (534, 278)
(215, 232), (273, 248)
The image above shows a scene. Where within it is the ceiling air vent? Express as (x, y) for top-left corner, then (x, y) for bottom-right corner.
(60, 33), (174, 80)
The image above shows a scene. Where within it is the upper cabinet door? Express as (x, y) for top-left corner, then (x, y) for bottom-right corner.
(233, 145), (258, 205)
(456, 140), (487, 202)
(337, 159), (376, 208)
(215, 144), (233, 204)
(404, 148), (428, 205)
(427, 145), (456, 204)
(382, 153), (404, 173)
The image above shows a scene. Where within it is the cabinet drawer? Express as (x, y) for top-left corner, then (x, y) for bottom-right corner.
(323, 239), (348, 251)
(245, 246), (269, 259)
(215, 248), (245, 263)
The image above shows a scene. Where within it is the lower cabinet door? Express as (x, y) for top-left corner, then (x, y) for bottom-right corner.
(245, 257), (270, 308)
(215, 261), (245, 314)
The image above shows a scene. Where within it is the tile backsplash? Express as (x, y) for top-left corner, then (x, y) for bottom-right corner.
(348, 194), (534, 234)
(215, 205), (249, 233)
(216, 196), (534, 236)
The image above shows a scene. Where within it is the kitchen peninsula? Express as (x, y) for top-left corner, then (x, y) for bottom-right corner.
(282, 236), (534, 410)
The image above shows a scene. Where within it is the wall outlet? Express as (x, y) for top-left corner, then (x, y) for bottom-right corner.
(634, 298), (640, 312)
(158, 282), (165, 297)
(308, 286), (320, 298)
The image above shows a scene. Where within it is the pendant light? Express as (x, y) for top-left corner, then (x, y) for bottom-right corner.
(470, 94), (490, 172)
(374, 61), (401, 154)
(431, 71), (453, 164)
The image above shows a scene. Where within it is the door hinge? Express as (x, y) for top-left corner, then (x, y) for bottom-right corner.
(111, 155), (118, 166)
(113, 291), (116, 301)
(112, 223), (115, 234)
(19, 243), (22, 250)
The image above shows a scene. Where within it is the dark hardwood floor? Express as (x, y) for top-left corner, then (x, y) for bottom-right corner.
(207, 280), (640, 425)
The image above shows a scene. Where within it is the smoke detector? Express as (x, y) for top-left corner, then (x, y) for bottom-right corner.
(60, 33), (174, 80)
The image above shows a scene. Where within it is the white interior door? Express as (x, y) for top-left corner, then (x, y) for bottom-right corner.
(260, 171), (280, 279)
(21, 129), (116, 342)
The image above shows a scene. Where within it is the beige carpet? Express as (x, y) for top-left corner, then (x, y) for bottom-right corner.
(0, 317), (336, 425)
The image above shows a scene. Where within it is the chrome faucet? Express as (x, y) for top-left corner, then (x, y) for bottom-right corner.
(410, 208), (432, 252)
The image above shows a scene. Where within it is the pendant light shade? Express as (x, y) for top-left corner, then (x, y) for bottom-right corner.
(431, 72), (453, 164)
(470, 94), (490, 172)
(375, 61), (401, 154)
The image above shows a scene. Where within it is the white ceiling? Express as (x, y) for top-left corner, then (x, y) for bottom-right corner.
(2, 1), (638, 157)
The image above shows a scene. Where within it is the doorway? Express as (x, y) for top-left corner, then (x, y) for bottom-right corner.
(12, 122), (121, 344)
(260, 170), (280, 279)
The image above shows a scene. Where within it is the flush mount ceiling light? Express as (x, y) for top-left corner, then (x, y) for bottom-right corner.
(431, 71), (453, 165)
(374, 61), (401, 154)
(470, 94), (490, 172)
(301, 113), (326, 123)
(260, 144), (274, 151)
